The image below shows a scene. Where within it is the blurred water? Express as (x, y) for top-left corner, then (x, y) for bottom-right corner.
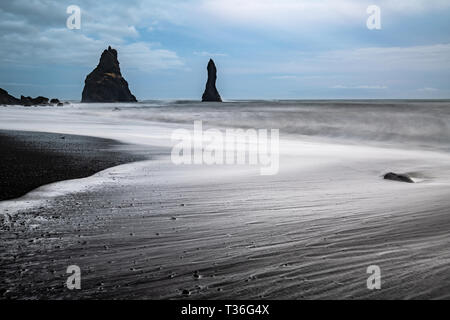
(68, 100), (450, 153)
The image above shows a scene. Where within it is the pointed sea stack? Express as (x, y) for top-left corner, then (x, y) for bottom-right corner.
(202, 59), (222, 102)
(82, 46), (137, 103)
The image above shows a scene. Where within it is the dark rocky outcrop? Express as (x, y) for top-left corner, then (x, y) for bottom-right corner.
(384, 172), (415, 183)
(202, 59), (222, 102)
(21, 95), (49, 106)
(1, 88), (62, 107)
(49, 98), (64, 106)
(0, 88), (20, 105)
(20, 96), (34, 106)
(82, 46), (137, 103)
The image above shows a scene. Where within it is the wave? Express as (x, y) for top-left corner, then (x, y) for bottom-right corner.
(70, 100), (450, 153)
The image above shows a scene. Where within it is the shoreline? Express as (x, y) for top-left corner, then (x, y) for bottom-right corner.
(0, 130), (148, 201)
(1, 102), (450, 299)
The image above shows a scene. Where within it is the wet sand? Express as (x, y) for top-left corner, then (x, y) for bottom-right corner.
(0, 130), (147, 201)
(1, 142), (450, 299)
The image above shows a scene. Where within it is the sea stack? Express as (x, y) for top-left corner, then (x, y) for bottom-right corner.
(82, 46), (137, 103)
(202, 59), (222, 102)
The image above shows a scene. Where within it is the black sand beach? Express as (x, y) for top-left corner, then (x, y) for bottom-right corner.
(0, 130), (147, 201)
(1, 102), (450, 300)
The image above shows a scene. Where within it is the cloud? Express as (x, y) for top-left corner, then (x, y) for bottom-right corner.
(1, 0), (449, 98)
(331, 85), (388, 89)
(151, 0), (450, 33)
(197, 0), (365, 28)
(379, 0), (450, 13)
(120, 42), (184, 71)
(194, 51), (228, 57)
(0, 0), (183, 71)
(1, 0), (449, 71)
(271, 75), (299, 80)
(325, 44), (450, 72)
(224, 43), (450, 75)
(418, 87), (439, 92)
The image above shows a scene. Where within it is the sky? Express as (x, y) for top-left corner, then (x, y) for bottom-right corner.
(0, 0), (450, 100)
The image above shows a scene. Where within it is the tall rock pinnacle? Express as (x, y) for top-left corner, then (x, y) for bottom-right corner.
(202, 59), (222, 102)
(82, 46), (137, 102)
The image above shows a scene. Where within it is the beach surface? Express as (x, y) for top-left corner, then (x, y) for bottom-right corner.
(0, 130), (148, 201)
(1, 101), (450, 299)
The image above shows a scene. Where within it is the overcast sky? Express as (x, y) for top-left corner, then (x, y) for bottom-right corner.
(1, 0), (450, 100)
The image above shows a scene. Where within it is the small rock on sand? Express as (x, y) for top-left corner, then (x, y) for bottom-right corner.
(384, 172), (414, 183)
(182, 289), (190, 296)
